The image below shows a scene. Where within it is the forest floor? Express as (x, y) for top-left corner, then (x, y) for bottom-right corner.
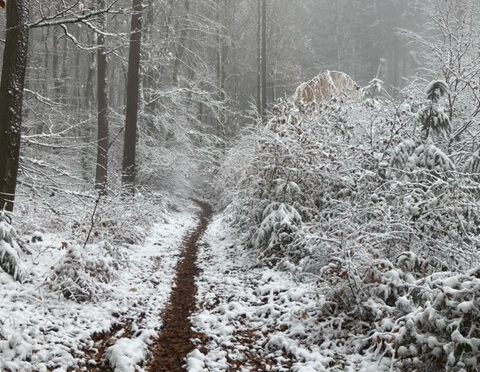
(0, 203), (197, 371)
(0, 200), (385, 371)
(186, 214), (383, 372)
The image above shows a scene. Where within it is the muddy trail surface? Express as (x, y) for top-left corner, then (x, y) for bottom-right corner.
(147, 200), (212, 372)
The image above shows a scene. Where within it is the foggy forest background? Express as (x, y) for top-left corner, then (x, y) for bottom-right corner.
(3, 0), (428, 204)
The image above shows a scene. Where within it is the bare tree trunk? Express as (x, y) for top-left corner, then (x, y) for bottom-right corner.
(215, 0), (228, 137)
(261, 0), (267, 123)
(393, 34), (400, 90)
(43, 27), (50, 97)
(122, 0), (143, 192)
(220, 1), (227, 98)
(52, 26), (60, 99)
(215, 0), (222, 135)
(85, 47), (96, 110)
(216, 0), (221, 94)
(0, 0), (30, 211)
(256, 0), (261, 116)
(173, 0), (190, 86)
(185, 38), (195, 100)
(95, 0), (109, 192)
(59, 35), (69, 104)
(73, 25), (82, 112)
(142, 0), (155, 94)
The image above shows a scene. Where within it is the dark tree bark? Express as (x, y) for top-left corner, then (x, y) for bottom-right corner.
(0, 0), (30, 211)
(73, 24), (82, 112)
(59, 35), (69, 104)
(256, 0), (261, 116)
(43, 27), (50, 97)
(122, 0), (143, 192)
(261, 0), (267, 123)
(85, 47), (96, 109)
(95, 0), (109, 192)
(142, 0), (155, 94)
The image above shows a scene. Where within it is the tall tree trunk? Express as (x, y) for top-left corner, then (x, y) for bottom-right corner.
(73, 25), (82, 112)
(142, 0), (155, 107)
(85, 47), (96, 110)
(59, 35), (69, 104)
(220, 1), (227, 98)
(261, 0), (267, 123)
(392, 34), (400, 91)
(215, 0), (228, 137)
(81, 31), (96, 183)
(215, 0), (221, 95)
(52, 26), (60, 99)
(95, 0), (109, 192)
(43, 27), (50, 97)
(172, 0), (190, 86)
(0, 0), (30, 211)
(122, 0), (143, 192)
(256, 0), (261, 116)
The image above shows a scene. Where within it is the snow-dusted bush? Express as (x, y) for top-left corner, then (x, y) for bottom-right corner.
(69, 193), (172, 247)
(217, 75), (480, 369)
(391, 140), (455, 180)
(47, 242), (119, 302)
(0, 212), (27, 282)
(361, 78), (385, 100)
(417, 80), (451, 139)
(311, 251), (480, 371)
(0, 334), (32, 368)
(252, 202), (302, 265)
(219, 76), (480, 270)
(369, 266), (480, 371)
(293, 245), (476, 369)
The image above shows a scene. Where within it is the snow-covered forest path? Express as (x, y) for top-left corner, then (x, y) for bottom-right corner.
(147, 201), (212, 371)
(184, 215), (353, 371)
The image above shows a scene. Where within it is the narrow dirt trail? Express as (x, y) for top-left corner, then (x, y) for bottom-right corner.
(146, 200), (212, 372)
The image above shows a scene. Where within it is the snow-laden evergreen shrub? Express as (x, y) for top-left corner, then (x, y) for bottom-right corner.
(309, 250), (480, 371)
(390, 139), (417, 174)
(368, 264), (480, 371)
(417, 80), (451, 140)
(47, 242), (118, 302)
(390, 139), (455, 180)
(361, 78), (385, 100)
(0, 212), (26, 282)
(407, 141), (455, 179)
(463, 149), (480, 181)
(252, 202), (302, 265)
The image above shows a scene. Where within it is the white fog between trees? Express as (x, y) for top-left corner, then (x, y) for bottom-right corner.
(0, 0), (480, 371)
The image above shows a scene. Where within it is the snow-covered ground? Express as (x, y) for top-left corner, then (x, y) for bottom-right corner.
(0, 208), (196, 371)
(2, 206), (401, 372)
(189, 214), (390, 372)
